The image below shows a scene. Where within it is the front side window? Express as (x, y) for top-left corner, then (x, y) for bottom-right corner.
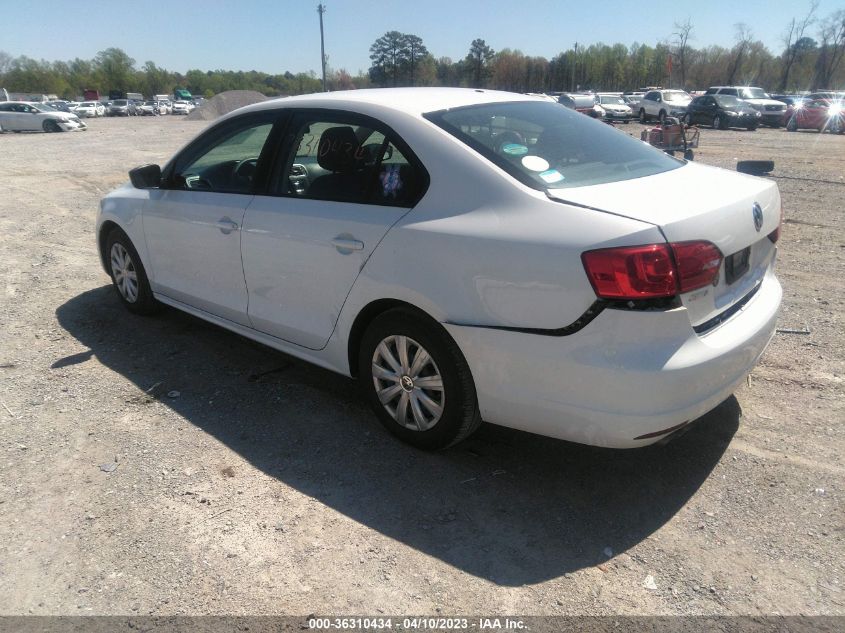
(170, 117), (275, 193)
(426, 101), (681, 190)
(278, 114), (425, 207)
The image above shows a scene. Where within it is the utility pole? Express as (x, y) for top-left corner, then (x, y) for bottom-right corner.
(317, 4), (327, 92)
(570, 42), (577, 92)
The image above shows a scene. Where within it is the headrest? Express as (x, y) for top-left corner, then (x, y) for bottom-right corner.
(316, 126), (364, 172)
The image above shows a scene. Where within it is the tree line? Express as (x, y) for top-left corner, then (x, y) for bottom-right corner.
(1, 7), (842, 99)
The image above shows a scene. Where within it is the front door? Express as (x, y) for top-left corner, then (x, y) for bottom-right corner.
(143, 113), (278, 325)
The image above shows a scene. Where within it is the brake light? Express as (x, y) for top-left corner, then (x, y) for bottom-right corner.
(582, 241), (723, 300)
(671, 241), (724, 293)
(768, 202), (783, 243)
(581, 244), (676, 299)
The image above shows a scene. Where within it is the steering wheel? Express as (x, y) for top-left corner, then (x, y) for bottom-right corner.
(233, 157), (258, 184)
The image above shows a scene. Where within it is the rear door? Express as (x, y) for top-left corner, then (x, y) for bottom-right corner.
(241, 110), (428, 349)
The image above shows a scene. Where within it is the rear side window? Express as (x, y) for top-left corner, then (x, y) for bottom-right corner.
(426, 101), (681, 190)
(276, 113), (427, 207)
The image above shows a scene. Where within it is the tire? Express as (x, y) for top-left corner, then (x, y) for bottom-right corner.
(359, 308), (482, 450)
(747, 124), (757, 131)
(786, 117), (798, 132)
(713, 114), (725, 130)
(658, 109), (667, 123)
(43, 120), (61, 133)
(682, 113), (692, 125)
(105, 228), (159, 315)
(639, 108), (647, 123)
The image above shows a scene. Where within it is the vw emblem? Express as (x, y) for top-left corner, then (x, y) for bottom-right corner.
(752, 203), (764, 232)
(400, 375), (414, 391)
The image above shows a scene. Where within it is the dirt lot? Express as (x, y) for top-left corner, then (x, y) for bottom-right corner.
(0, 115), (842, 617)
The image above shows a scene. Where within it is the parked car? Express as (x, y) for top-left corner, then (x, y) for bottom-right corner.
(770, 94), (807, 109)
(43, 100), (72, 113)
(73, 101), (101, 118)
(0, 101), (86, 132)
(558, 93), (605, 118)
(97, 88), (782, 450)
(109, 99), (137, 116)
(704, 87), (786, 127)
(170, 100), (193, 115)
(806, 91), (845, 101)
(783, 99), (844, 133)
(684, 94), (762, 130)
(137, 101), (163, 116)
(622, 94), (642, 110)
(596, 94), (632, 123)
(638, 89), (692, 122)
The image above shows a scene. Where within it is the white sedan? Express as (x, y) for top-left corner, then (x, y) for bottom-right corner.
(96, 88), (782, 450)
(171, 100), (193, 115)
(74, 101), (101, 118)
(0, 101), (87, 132)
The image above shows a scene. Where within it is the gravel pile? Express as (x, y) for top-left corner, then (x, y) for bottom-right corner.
(186, 90), (269, 121)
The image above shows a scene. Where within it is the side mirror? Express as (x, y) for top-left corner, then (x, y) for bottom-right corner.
(129, 164), (162, 189)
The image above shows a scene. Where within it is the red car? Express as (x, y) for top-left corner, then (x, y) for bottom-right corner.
(783, 99), (844, 133)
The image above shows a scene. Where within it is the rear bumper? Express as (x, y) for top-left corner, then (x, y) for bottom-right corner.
(445, 269), (781, 448)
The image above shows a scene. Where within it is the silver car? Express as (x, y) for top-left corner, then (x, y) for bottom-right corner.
(0, 101), (86, 132)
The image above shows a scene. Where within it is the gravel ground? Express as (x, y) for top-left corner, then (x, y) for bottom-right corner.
(0, 115), (842, 617)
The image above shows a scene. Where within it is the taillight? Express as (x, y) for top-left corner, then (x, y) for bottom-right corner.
(581, 244), (677, 299)
(582, 241), (723, 300)
(768, 202), (783, 243)
(670, 241), (724, 293)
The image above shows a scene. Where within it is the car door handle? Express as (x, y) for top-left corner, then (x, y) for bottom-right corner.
(216, 219), (239, 234)
(331, 237), (364, 251)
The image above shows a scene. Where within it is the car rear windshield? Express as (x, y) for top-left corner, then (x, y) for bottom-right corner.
(425, 101), (681, 190)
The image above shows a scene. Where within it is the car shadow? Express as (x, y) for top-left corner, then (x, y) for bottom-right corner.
(56, 287), (740, 586)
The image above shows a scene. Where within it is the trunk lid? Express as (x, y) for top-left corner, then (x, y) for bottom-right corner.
(548, 162), (781, 329)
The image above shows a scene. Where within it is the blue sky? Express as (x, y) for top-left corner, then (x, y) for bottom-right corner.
(2, 0), (835, 75)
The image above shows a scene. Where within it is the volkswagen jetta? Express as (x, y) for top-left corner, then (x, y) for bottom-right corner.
(96, 88), (782, 449)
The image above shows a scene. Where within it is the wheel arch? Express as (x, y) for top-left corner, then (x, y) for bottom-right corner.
(97, 220), (122, 273)
(346, 299), (454, 378)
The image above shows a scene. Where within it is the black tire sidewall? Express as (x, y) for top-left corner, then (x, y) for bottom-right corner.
(105, 228), (158, 315)
(359, 310), (478, 450)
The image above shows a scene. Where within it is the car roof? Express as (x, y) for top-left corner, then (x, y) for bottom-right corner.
(240, 88), (545, 118)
